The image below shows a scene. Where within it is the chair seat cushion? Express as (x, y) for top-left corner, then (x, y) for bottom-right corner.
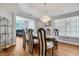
(34, 39), (39, 44)
(47, 41), (54, 49)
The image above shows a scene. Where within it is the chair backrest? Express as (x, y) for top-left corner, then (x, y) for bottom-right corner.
(28, 29), (33, 53)
(53, 29), (59, 36)
(22, 29), (26, 49)
(38, 28), (47, 56)
(26, 28), (27, 33)
(53, 29), (59, 41)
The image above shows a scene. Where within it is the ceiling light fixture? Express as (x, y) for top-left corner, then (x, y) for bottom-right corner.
(40, 3), (51, 23)
(40, 15), (51, 23)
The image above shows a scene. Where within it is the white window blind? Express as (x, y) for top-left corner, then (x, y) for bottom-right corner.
(54, 16), (79, 37)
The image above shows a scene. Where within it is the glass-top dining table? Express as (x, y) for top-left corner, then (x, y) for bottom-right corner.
(33, 34), (58, 49)
(25, 34), (58, 41)
(25, 34), (58, 49)
(33, 34), (58, 41)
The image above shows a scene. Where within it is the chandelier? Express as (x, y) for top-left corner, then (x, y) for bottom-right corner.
(40, 15), (51, 23)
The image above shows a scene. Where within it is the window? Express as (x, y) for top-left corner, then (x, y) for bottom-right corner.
(54, 16), (79, 37)
(16, 16), (36, 34)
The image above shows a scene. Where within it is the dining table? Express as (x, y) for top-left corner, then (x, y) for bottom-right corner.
(33, 34), (58, 41)
(33, 34), (58, 49)
(25, 34), (58, 49)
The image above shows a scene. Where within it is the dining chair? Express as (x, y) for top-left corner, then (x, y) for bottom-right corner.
(53, 29), (59, 36)
(38, 28), (55, 56)
(53, 29), (59, 49)
(22, 29), (27, 49)
(28, 29), (39, 54)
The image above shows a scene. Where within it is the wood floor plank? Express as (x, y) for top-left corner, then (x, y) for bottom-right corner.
(0, 37), (79, 56)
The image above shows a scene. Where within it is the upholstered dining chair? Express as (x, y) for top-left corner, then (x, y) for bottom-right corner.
(53, 29), (59, 49)
(38, 28), (55, 56)
(28, 29), (39, 54)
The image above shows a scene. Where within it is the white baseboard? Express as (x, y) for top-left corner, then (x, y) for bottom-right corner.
(0, 42), (16, 50)
(58, 40), (79, 46)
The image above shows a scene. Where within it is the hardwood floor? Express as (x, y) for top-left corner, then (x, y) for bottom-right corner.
(0, 36), (79, 56)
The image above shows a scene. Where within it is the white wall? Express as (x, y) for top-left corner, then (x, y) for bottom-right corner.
(35, 20), (45, 33)
(35, 19), (55, 35)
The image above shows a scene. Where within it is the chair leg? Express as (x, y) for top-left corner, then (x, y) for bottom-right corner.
(52, 47), (54, 56)
(23, 46), (25, 49)
(56, 45), (58, 49)
(29, 49), (33, 55)
(30, 46), (33, 55)
(45, 51), (47, 56)
(23, 43), (26, 49)
(31, 50), (33, 54)
(55, 41), (58, 49)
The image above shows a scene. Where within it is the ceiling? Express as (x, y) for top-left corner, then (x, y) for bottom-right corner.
(18, 3), (79, 19)
(0, 3), (79, 20)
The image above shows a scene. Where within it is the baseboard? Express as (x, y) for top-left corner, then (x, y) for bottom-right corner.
(58, 40), (79, 46)
(0, 42), (16, 49)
